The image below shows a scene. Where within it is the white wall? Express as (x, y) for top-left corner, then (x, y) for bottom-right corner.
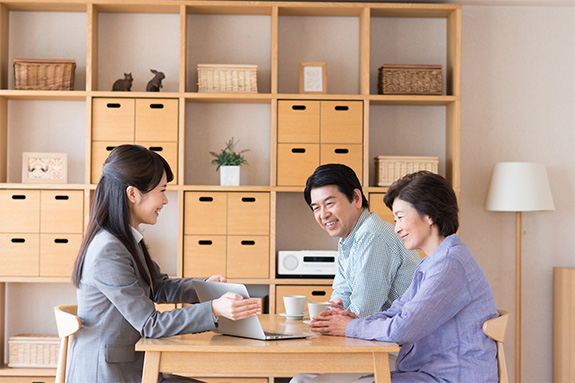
(461, 5), (574, 382)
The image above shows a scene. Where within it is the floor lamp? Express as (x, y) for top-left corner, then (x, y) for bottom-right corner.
(485, 162), (555, 383)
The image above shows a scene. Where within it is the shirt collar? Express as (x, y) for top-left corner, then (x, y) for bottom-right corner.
(340, 208), (370, 248)
(130, 225), (143, 243)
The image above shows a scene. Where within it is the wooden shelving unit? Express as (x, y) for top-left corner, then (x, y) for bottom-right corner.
(0, 1), (461, 381)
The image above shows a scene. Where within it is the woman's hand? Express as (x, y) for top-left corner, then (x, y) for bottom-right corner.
(211, 292), (261, 321)
(206, 274), (226, 283)
(308, 309), (356, 336)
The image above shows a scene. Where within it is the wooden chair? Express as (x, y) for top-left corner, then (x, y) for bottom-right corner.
(483, 309), (510, 383)
(54, 304), (81, 383)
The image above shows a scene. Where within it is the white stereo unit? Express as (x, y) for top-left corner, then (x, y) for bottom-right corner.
(277, 250), (338, 277)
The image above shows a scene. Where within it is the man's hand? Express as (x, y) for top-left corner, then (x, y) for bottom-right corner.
(330, 298), (344, 310)
(308, 309), (357, 336)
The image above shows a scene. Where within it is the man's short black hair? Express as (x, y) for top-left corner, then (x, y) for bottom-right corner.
(304, 164), (368, 209)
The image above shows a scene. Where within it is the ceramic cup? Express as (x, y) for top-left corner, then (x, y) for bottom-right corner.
(283, 295), (312, 316)
(308, 302), (332, 318)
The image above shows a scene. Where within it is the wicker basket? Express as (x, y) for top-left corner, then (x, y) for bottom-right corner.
(197, 64), (258, 93)
(8, 334), (60, 368)
(378, 65), (442, 95)
(14, 59), (76, 90)
(375, 156), (439, 187)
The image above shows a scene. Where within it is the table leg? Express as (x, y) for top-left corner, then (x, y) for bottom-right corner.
(372, 352), (391, 383)
(142, 351), (161, 383)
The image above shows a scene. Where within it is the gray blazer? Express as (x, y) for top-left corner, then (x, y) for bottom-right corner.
(67, 229), (216, 383)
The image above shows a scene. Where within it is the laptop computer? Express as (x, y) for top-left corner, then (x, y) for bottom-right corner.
(192, 280), (313, 341)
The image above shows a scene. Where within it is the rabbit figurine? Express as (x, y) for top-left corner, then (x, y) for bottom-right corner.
(146, 69), (165, 92)
(112, 73), (133, 91)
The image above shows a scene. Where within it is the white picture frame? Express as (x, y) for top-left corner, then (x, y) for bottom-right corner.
(299, 62), (327, 94)
(22, 152), (68, 183)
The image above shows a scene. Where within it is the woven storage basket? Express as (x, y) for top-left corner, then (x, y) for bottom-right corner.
(8, 334), (60, 368)
(197, 64), (258, 93)
(375, 156), (439, 187)
(378, 65), (442, 95)
(14, 59), (76, 90)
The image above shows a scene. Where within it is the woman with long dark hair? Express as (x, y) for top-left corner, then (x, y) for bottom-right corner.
(69, 145), (260, 382)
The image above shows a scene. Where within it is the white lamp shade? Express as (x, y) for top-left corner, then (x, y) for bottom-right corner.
(485, 162), (555, 212)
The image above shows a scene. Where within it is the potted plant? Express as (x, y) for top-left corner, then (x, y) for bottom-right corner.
(210, 138), (249, 186)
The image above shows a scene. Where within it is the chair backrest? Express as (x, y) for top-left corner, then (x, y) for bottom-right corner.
(483, 309), (510, 383)
(54, 304), (81, 383)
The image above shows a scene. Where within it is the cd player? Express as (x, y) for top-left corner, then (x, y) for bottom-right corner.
(277, 250), (338, 277)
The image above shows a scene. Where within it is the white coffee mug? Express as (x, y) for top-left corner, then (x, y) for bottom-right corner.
(283, 295), (312, 315)
(308, 302), (332, 318)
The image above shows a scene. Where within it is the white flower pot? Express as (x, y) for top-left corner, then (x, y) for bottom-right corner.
(220, 165), (240, 186)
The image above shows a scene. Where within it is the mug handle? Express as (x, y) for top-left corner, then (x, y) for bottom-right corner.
(303, 298), (313, 313)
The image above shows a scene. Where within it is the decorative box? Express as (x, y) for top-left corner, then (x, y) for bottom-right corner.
(378, 65), (442, 95)
(14, 59), (76, 90)
(197, 64), (258, 93)
(375, 155), (439, 186)
(8, 334), (60, 368)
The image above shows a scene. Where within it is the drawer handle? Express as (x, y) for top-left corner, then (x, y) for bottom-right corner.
(150, 104), (165, 109)
(106, 103), (122, 109)
(12, 195), (26, 200)
(54, 239), (69, 244)
(241, 197), (256, 203)
(106, 146), (117, 151)
(334, 148), (349, 154)
(292, 105), (306, 111)
(291, 148), (306, 154)
(241, 240), (255, 246)
(199, 196), (214, 202)
(311, 291), (327, 296)
(149, 146), (164, 152)
(11, 238), (25, 243)
(334, 106), (349, 111)
(55, 195), (70, 200)
(198, 240), (213, 245)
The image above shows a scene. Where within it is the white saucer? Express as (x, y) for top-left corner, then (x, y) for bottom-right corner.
(303, 320), (311, 324)
(280, 313), (305, 320)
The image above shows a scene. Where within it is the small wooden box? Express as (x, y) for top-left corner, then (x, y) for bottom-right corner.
(0, 190), (40, 233)
(14, 59), (75, 90)
(378, 65), (442, 95)
(40, 234), (82, 277)
(184, 192), (228, 235)
(197, 64), (258, 93)
(135, 99), (179, 142)
(92, 98), (135, 142)
(277, 144), (320, 186)
(227, 193), (270, 235)
(227, 236), (269, 279)
(320, 101), (363, 144)
(277, 100), (320, 143)
(8, 334), (60, 368)
(320, 144), (363, 181)
(375, 155), (439, 187)
(0, 234), (40, 276)
(183, 235), (227, 278)
(136, 142), (178, 183)
(275, 285), (333, 314)
(40, 190), (84, 234)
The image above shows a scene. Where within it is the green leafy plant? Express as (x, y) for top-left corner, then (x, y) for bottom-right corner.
(210, 138), (249, 171)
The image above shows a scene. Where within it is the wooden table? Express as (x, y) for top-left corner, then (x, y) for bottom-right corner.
(136, 314), (399, 383)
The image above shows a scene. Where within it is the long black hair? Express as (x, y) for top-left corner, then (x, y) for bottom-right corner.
(72, 145), (173, 288)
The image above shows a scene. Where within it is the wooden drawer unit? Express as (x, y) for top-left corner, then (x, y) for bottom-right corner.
(183, 235), (227, 278)
(40, 190), (84, 234)
(0, 190), (40, 233)
(320, 101), (363, 144)
(277, 143), (320, 186)
(227, 236), (270, 278)
(321, 144), (363, 181)
(0, 234), (40, 276)
(92, 98), (135, 141)
(136, 141), (179, 181)
(275, 285), (333, 314)
(227, 192), (270, 235)
(135, 99), (179, 142)
(277, 100), (320, 143)
(184, 192), (227, 235)
(369, 193), (395, 225)
(40, 233), (82, 276)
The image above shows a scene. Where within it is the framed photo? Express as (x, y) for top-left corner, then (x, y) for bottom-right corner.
(22, 152), (68, 184)
(299, 62), (327, 94)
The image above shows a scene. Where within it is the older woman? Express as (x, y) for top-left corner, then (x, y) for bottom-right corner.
(293, 171), (499, 383)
